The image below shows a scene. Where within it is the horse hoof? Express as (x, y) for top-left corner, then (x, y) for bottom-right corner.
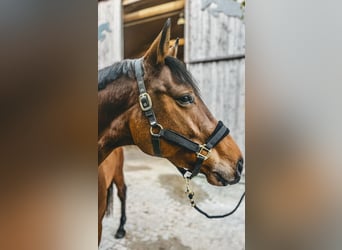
(115, 229), (126, 239)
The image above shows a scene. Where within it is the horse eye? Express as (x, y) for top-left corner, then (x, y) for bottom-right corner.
(176, 94), (194, 105)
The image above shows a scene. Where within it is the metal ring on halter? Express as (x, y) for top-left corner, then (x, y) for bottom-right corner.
(150, 124), (163, 136)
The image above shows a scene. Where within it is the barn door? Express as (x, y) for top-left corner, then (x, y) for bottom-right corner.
(185, 0), (245, 154)
(98, 0), (123, 69)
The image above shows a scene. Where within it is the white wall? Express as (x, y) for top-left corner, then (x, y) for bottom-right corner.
(98, 0), (123, 69)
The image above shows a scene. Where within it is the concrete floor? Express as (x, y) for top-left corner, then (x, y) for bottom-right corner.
(99, 146), (245, 250)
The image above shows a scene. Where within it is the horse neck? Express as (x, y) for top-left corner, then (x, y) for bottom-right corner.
(98, 76), (138, 151)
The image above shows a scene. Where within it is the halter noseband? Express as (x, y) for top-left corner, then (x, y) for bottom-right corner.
(134, 59), (230, 179)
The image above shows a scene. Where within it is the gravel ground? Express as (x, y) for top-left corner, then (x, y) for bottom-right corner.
(99, 146), (245, 250)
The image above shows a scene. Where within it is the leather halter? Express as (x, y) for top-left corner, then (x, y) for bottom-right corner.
(134, 59), (230, 179)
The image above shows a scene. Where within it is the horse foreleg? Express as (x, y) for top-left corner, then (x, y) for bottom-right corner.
(114, 178), (127, 239)
(98, 168), (108, 245)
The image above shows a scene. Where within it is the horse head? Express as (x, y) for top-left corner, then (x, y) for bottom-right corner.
(127, 19), (243, 186)
(98, 19), (243, 186)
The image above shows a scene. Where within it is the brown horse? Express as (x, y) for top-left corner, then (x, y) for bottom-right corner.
(98, 19), (243, 243)
(98, 39), (180, 243)
(98, 148), (126, 242)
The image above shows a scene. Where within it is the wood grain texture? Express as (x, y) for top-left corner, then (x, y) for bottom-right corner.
(98, 0), (123, 69)
(185, 0), (245, 154)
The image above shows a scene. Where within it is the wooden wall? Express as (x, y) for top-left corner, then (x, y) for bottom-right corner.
(98, 0), (123, 69)
(185, 0), (245, 155)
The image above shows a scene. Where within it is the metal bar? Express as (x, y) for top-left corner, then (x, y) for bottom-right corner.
(186, 54), (245, 64)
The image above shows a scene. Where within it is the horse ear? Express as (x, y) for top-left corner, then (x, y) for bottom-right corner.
(144, 18), (171, 65)
(167, 37), (179, 58)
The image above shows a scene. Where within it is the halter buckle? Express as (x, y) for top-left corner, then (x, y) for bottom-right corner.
(196, 144), (211, 160)
(139, 93), (152, 111)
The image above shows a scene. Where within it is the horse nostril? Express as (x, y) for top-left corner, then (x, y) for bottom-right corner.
(236, 158), (244, 177)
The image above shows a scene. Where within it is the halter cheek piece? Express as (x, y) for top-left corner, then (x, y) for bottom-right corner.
(134, 59), (230, 179)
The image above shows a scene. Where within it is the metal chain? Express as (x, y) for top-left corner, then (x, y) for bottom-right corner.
(184, 177), (195, 207)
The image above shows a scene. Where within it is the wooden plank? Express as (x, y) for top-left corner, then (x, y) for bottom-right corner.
(124, 11), (181, 27)
(124, 0), (184, 23)
(123, 0), (140, 6)
(98, 0), (123, 69)
(186, 0), (245, 61)
(123, 0), (180, 14)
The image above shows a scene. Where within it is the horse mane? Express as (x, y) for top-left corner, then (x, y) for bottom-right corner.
(98, 59), (136, 90)
(98, 57), (200, 95)
(164, 56), (200, 95)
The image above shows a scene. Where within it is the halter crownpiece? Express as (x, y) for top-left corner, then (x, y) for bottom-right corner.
(134, 59), (230, 179)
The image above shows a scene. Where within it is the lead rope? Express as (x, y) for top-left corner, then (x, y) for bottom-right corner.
(184, 177), (245, 219)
